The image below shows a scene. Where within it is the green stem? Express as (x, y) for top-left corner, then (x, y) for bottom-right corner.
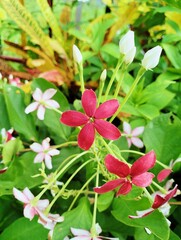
(113, 63), (127, 98)
(143, 188), (153, 204)
(91, 159), (100, 237)
(79, 63), (85, 93)
(46, 158), (93, 213)
(52, 141), (78, 149)
(103, 57), (123, 101)
(98, 79), (105, 104)
(156, 160), (169, 169)
(110, 67), (146, 122)
(119, 150), (144, 155)
(68, 173), (97, 211)
(152, 181), (167, 194)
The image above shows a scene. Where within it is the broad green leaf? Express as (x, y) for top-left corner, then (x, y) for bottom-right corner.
(137, 104), (160, 120)
(31, 78), (71, 142)
(53, 197), (92, 240)
(169, 231), (181, 240)
(2, 138), (24, 165)
(0, 92), (10, 129)
(97, 191), (114, 212)
(100, 43), (120, 59)
(0, 152), (42, 196)
(157, 69), (181, 82)
(3, 85), (38, 141)
(143, 114), (181, 167)
(112, 197), (170, 240)
(162, 44), (181, 69)
(0, 217), (48, 240)
(135, 227), (160, 240)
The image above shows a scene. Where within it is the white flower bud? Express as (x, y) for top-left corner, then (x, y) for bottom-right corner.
(100, 69), (107, 81)
(141, 46), (162, 70)
(119, 30), (136, 64)
(73, 44), (83, 64)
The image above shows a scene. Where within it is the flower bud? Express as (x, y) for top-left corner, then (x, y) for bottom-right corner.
(73, 44), (83, 64)
(141, 46), (162, 70)
(100, 69), (107, 81)
(119, 30), (136, 64)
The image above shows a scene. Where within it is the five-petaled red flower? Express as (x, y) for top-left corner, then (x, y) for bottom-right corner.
(94, 151), (156, 196)
(60, 89), (121, 150)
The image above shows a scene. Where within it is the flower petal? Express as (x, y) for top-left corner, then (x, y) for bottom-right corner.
(48, 149), (60, 156)
(37, 105), (46, 120)
(34, 153), (45, 163)
(82, 89), (97, 117)
(71, 227), (90, 236)
(37, 199), (49, 210)
(123, 122), (131, 134)
(132, 172), (154, 187)
(94, 179), (124, 194)
(78, 123), (95, 150)
(129, 208), (154, 219)
(152, 185), (177, 209)
(132, 126), (144, 136)
(105, 154), (130, 178)
(25, 102), (39, 114)
(116, 181), (132, 196)
(131, 151), (156, 177)
(13, 188), (29, 203)
(42, 88), (57, 100)
(33, 88), (42, 101)
(61, 110), (88, 127)
(24, 204), (37, 220)
(157, 169), (172, 182)
(45, 154), (52, 169)
(94, 100), (119, 119)
(42, 137), (50, 150)
(131, 137), (144, 148)
(30, 142), (43, 153)
(23, 187), (34, 200)
(45, 99), (60, 109)
(94, 119), (121, 140)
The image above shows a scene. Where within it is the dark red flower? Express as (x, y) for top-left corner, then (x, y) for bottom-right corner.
(60, 89), (121, 150)
(94, 151), (156, 196)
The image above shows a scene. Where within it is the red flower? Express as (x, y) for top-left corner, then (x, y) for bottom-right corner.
(94, 151), (156, 196)
(157, 169), (172, 182)
(129, 185), (178, 219)
(60, 89), (121, 150)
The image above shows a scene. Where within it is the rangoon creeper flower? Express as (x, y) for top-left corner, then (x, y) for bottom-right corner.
(119, 30), (136, 64)
(30, 137), (60, 169)
(129, 185), (178, 219)
(141, 46), (162, 70)
(1, 128), (15, 144)
(94, 151), (156, 196)
(38, 213), (64, 239)
(8, 74), (22, 87)
(123, 122), (144, 148)
(69, 223), (119, 240)
(13, 187), (49, 220)
(73, 44), (83, 64)
(60, 89), (121, 150)
(25, 88), (60, 120)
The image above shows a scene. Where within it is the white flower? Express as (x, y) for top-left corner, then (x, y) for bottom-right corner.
(30, 137), (60, 169)
(25, 88), (60, 120)
(123, 122), (144, 148)
(13, 187), (49, 220)
(119, 30), (136, 64)
(73, 45), (83, 64)
(141, 46), (162, 70)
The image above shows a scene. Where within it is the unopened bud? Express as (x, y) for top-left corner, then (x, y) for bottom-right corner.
(100, 69), (107, 81)
(141, 46), (162, 70)
(73, 44), (83, 64)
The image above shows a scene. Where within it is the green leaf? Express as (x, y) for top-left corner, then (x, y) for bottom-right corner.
(169, 230), (181, 240)
(97, 191), (114, 212)
(143, 114), (181, 166)
(100, 43), (120, 59)
(31, 78), (71, 142)
(3, 85), (38, 141)
(2, 138), (24, 165)
(134, 227), (160, 240)
(0, 152), (42, 196)
(162, 43), (181, 69)
(137, 104), (160, 120)
(112, 197), (170, 240)
(53, 197), (92, 240)
(0, 92), (10, 129)
(0, 217), (48, 240)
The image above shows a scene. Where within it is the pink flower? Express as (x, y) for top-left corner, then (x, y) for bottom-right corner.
(69, 223), (119, 240)
(30, 137), (60, 169)
(13, 187), (49, 220)
(94, 151), (156, 196)
(123, 122), (144, 148)
(8, 74), (22, 87)
(1, 128), (15, 143)
(129, 185), (178, 219)
(25, 88), (60, 120)
(60, 89), (121, 150)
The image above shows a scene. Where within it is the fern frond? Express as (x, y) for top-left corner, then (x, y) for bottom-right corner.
(1, 0), (54, 58)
